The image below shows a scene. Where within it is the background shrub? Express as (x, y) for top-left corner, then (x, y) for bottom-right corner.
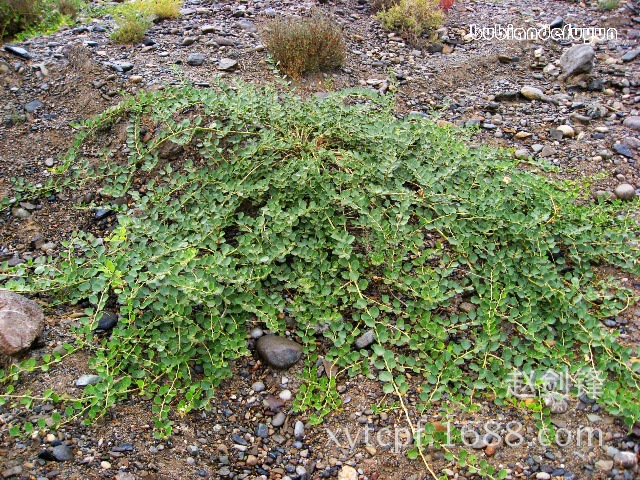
(598, 0), (619, 10)
(140, 0), (181, 20)
(376, 0), (444, 41)
(0, 0), (82, 39)
(110, 5), (152, 43)
(262, 12), (345, 80)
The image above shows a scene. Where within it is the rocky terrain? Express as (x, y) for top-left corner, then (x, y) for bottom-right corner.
(1, 0), (640, 479)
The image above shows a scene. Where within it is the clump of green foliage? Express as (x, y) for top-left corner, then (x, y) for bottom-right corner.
(376, 0), (444, 41)
(0, 0), (84, 39)
(110, 0), (181, 43)
(262, 12), (345, 80)
(1, 82), (639, 451)
(110, 5), (151, 43)
(598, 0), (619, 10)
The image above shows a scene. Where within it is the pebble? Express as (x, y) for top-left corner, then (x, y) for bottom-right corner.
(521, 86), (545, 101)
(294, 420), (304, 440)
(279, 389), (292, 401)
(187, 54), (205, 66)
(354, 329), (374, 349)
(218, 58), (238, 71)
(272, 412), (286, 427)
(256, 335), (302, 370)
(614, 452), (638, 469)
(338, 465), (358, 480)
(614, 183), (636, 200)
(251, 381), (265, 392)
(52, 444), (74, 461)
(74, 374), (101, 387)
(623, 116), (640, 132)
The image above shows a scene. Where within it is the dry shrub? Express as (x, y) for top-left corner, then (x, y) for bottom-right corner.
(262, 12), (345, 80)
(376, 0), (444, 41)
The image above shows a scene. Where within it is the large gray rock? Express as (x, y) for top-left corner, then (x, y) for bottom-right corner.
(623, 116), (640, 132)
(256, 335), (302, 370)
(559, 44), (595, 79)
(0, 291), (44, 356)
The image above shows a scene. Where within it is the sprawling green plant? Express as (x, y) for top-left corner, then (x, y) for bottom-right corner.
(1, 82), (639, 455)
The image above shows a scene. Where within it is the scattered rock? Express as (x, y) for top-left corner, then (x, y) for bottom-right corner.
(559, 44), (595, 79)
(187, 54), (205, 66)
(4, 45), (31, 59)
(272, 412), (286, 427)
(621, 49), (640, 62)
(256, 335), (302, 369)
(0, 291), (45, 356)
(614, 451), (638, 469)
(338, 465), (358, 480)
(24, 100), (44, 113)
(614, 183), (636, 200)
(622, 116), (640, 132)
(614, 143), (634, 158)
(354, 329), (374, 349)
(294, 420), (305, 440)
(217, 58), (238, 71)
(75, 374), (102, 387)
(520, 86), (545, 101)
(52, 444), (74, 462)
(595, 459), (613, 471)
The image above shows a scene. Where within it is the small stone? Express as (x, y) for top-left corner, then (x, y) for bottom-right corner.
(272, 412), (286, 427)
(4, 45), (31, 59)
(613, 143), (634, 159)
(256, 335), (302, 370)
(536, 473), (551, 480)
(614, 451), (638, 469)
(111, 62), (133, 72)
(25, 100), (44, 113)
(556, 125), (575, 137)
(182, 37), (197, 46)
(2, 466), (22, 478)
(75, 374), (101, 387)
(52, 444), (74, 462)
(95, 311), (118, 331)
(11, 207), (30, 219)
(294, 420), (304, 440)
(130, 75), (143, 84)
(217, 58), (238, 71)
(558, 44), (595, 79)
(0, 291), (45, 356)
(279, 389), (292, 401)
(338, 465), (358, 480)
(622, 116), (640, 132)
(539, 146), (557, 157)
(354, 329), (374, 349)
(521, 86), (545, 101)
(485, 443), (498, 457)
(550, 17), (564, 29)
(595, 459), (613, 471)
(250, 327), (264, 339)
(100, 461), (111, 469)
(614, 183), (636, 200)
(246, 455), (258, 466)
(621, 49), (640, 62)
(187, 54), (205, 66)
(252, 381), (265, 392)
(201, 25), (216, 34)
(255, 423), (268, 438)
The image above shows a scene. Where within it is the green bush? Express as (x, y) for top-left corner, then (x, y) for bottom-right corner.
(598, 0), (619, 10)
(262, 12), (345, 80)
(1, 82), (639, 441)
(110, 0), (181, 44)
(0, 0), (83, 39)
(376, 0), (444, 41)
(110, 5), (152, 43)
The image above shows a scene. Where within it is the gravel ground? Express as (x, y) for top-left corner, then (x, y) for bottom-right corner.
(1, 0), (640, 478)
